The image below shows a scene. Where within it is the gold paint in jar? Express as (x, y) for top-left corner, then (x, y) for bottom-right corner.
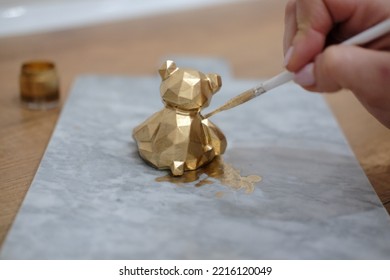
(19, 60), (59, 109)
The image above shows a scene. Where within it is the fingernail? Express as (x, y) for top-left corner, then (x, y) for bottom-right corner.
(284, 46), (294, 66)
(294, 63), (315, 86)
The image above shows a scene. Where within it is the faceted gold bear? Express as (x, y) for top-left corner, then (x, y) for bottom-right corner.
(133, 60), (227, 176)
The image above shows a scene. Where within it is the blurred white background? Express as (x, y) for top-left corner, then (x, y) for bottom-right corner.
(0, 0), (238, 37)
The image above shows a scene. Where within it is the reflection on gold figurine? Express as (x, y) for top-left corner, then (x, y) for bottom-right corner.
(133, 60), (227, 176)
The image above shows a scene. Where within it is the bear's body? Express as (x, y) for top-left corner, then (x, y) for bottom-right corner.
(133, 60), (226, 176)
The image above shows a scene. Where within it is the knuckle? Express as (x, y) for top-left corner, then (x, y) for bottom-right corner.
(321, 45), (341, 72)
(322, 46), (346, 78)
(315, 46), (344, 92)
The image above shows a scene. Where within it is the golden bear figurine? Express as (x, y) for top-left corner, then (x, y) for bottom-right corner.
(133, 60), (227, 176)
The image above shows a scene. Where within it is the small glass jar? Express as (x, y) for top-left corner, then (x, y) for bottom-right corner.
(19, 60), (60, 110)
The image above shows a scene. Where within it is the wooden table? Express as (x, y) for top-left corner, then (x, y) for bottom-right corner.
(1, 0), (389, 247)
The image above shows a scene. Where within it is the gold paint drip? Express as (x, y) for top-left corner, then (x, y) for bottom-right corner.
(156, 156), (262, 195)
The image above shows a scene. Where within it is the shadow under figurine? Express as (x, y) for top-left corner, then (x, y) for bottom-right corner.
(133, 60), (227, 176)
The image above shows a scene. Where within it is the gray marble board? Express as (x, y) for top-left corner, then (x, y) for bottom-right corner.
(2, 57), (390, 259)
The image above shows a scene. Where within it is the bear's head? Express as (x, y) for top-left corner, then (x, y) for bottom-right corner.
(158, 60), (222, 110)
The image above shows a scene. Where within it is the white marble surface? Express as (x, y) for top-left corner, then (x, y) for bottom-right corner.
(1, 58), (390, 259)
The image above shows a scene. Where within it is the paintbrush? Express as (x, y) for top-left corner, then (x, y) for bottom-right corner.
(204, 18), (390, 119)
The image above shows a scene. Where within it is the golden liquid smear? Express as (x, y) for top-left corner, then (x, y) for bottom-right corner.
(156, 156), (262, 195)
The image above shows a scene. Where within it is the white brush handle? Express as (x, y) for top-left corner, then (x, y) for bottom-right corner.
(261, 18), (390, 92)
(342, 18), (390, 45)
(260, 71), (294, 93)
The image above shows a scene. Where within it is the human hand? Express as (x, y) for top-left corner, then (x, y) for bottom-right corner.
(283, 0), (390, 128)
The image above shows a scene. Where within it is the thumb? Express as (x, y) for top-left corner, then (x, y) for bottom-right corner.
(294, 45), (390, 126)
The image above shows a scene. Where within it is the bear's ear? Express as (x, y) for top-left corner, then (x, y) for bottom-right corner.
(207, 73), (222, 93)
(159, 60), (178, 80)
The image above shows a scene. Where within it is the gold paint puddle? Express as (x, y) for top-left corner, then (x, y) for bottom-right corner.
(156, 156), (262, 194)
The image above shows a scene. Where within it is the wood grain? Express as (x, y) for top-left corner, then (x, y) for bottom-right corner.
(1, 0), (389, 247)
